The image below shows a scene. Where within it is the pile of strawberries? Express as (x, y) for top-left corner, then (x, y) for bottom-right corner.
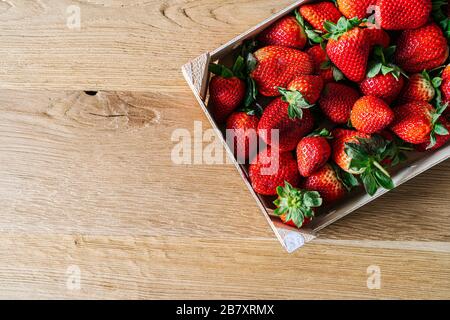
(207, 0), (450, 228)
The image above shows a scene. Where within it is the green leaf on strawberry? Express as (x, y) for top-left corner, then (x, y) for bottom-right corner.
(295, 10), (323, 44)
(323, 17), (362, 41)
(344, 135), (395, 196)
(273, 181), (322, 228)
(331, 163), (360, 192)
(366, 46), (404, 80)
(432, 0), (450, 40)
(428, 101), (449, 149)
(278, 87), (314, 120)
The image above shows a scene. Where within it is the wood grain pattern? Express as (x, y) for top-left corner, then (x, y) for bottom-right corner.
(0, 0), (449, 299)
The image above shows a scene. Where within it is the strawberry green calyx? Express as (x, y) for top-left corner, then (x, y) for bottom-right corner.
(366, 46), (405, 80)
(242, 41), (259, 108)
(278, 87), (314, 119)
(344, 135), (395, 196)
(323, 17), (362, 41)
(321, 60), (345, 81)
(330, 163), (360, 192)
(429, 102), (449, 149)
(209, 55), (246, 79)
(382, 136), (412, 167)
(273, 181), (322, 228)
(307, 128), (332, 138)
(295, 10), (323, 44)
(432, 0), (450, 40)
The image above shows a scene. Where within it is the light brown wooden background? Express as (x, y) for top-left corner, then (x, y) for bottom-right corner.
(0, 0), (449, 299)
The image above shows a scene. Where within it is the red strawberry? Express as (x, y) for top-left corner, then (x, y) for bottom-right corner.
(360, 45), (403, 103)
(350, 96), (394, 134)
(391, 102), (449, 146)
(360, 74), (405, 104)
(440, 66), (450, 118)
(306, 45), (335, 83)
(208, 76), (245, 123)
(299, 2), (342, 32)
(399, 72), (436, 104)
(273, 181), (322, 228)
(331, 128), (370, 173)
(394, 23), (449, 74)
(375, 0), (432, 30)
(324, 18), (371, 82)
(258, 96), (315, 152)
(364, 27), (390, 48)
(226, 112), (259, 162)
(415, 118), (450, 151)
(249, 149), (300, 196)
(250, 46), (314, 97)
(319, 82), (360, 124)
(331, 130), (394, 195)
(301, 163), (347, 204)
(337, 0), (375, 19)
(208, 60), (246, 123)
(257, 15), (307, 49)
(296, 129), (332, 177)
(286, 75), (324, 104)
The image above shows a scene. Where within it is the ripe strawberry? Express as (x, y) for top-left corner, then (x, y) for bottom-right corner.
(415, 118), (450, 151)
(375, 0), (432, 30)
(399, 72), (436, 104)
(360, 74), (405, 104)
(360, 45), (403, 103)
(296, 129), (332, 177)
(337, 0), (375, 19)
(258, 96), (315, 152)
(391, 102), (449, 147)
(394, 23), (449, 74)
(208, 59), (246, 123)
(332, 130), (395, 195)
(350, 96), (394, 134)
(273, 181), (322, 228)
(257, 15), (307, 49)
(299, 2), (342, 33)
(364, 27), (390, 48)
(440, 66), (450, 119)
(226, 112), (259, 162)
(250, 46), (314, 97)
(319, 83), (360, 124)
(301, 164), (348, 204)
(306, 45), (335, 83)
(286, 75), (324, 104)
(331, 128), (370, 174)
(324, 18), (371, 82)
(249, 149), (300, 196)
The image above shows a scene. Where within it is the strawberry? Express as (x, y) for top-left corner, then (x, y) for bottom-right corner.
(360, 74), (405, 104)
(324, 17), (371, 82)
(258, 95), (315, 152)
(364, 27), (390, 48)
(273, 181), (322, 228)
(360, 46), (404, 104)
(301, 163), (355, 204)
(286, 75), (324, 104)
(306, 45), (337, 83)
(337, 0), (375, 19)
(350, 96), (394, 134)
(399, 72), (436, 104)
(208, 60), (246, 123)
(319, 82), (360, 124)
(296, 129), (332, 177)
(394, 23), (449, 74)
(415, 118), (450, 151)
(391, 101), (449, 147)
(331, 128), (370, 174)
(442, 65), (450, 104)
(257, 15), (307, 49)
(332, 130), (395, 195)
(226, 112), (259, 162)
(249, 149), (301, 196)
(375, 0), (432, 30)
(250, 46), (314, 97)
(299, 2), (342, 33)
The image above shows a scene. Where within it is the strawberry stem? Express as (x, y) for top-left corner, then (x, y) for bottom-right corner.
(373, 160), (390, 178)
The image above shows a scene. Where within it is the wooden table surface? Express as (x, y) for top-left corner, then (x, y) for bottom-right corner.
(0, 0), (449, 300)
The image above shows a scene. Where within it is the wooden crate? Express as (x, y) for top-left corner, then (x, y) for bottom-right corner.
(182, 0), (450, 252)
